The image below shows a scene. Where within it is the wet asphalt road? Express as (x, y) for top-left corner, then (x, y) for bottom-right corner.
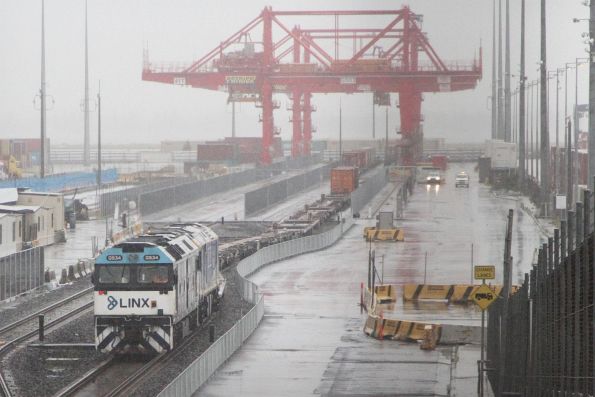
(198, 163), (549, 396)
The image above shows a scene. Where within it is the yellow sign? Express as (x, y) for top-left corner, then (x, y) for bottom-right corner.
(474, 265), (495, 280)
(225, 75), (257, 85)
(472, 284), (498, 311)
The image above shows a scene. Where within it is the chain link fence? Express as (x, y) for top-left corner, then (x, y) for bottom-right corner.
(158, 214), (353, 397)
(0, 247), (44, 301)
(487, 190), (595, 396)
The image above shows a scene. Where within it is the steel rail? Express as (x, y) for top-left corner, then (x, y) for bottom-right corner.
(53, 357), (115, 397)
(0, 300), (94, 397)
(0, 287), (93, 337)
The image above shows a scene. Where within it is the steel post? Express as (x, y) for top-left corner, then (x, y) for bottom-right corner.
(518, 0), (526, 186)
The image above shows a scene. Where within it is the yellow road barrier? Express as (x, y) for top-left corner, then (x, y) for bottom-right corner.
(363, 314), (443, 343)
(363, 227), (405, 241)
(402, 284), (517, 304)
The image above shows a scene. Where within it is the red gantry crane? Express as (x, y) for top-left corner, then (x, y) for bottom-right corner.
(142, 7), (482, 165)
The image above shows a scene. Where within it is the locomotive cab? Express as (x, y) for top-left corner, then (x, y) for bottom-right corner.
(93, 224), (222, 354)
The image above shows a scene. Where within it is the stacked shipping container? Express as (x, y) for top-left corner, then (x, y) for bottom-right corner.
(330, 166), (359, 194)
(195, 137), (283, 165)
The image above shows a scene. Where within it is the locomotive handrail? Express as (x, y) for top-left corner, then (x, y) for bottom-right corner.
(158, 213), (354, 397)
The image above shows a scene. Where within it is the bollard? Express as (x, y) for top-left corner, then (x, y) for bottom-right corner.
(221, 216), (224, 225)
(59, 269), (68, 284)
(209, 325), (215, 343)
(38, 315), (44, 342)
(44, 269), (51, 283)
(50, 270), (56, 281)
(360, 282), (364, 313)
(68, 265), (75, 281)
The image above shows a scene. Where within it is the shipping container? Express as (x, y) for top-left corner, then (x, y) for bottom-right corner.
(196, 143), (237, 162)
(484, 140), (517, 169)
(431, 155), (448, 171)
(330, 166), (359, 194)
(223, 137), (283, 161)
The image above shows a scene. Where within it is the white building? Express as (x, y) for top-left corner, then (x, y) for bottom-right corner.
(0, 212), (24, 257)
(0, 205), (55, 248)
(16, 191), (65, 236)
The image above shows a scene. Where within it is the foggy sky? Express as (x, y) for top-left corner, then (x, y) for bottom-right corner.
(0, 1), (589, 146)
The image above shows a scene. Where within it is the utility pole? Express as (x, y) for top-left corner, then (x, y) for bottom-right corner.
(231, 101), (236, 138)
(83, 0), (90, 166)
(40, 0), (46, 178)
(518, 0), (526, 188)
(589, 1), (595, 192)
(385, 107), (389, 165)
(568, 119), (573, 208)
(590, 3), (595, 392)
(97, 83), (102, 187)
(504, 0), (511, 142)
(497, 209), (514, 397)
(540, 0), (549, 216)
(372, 98), (375, 139)
(497, 0), (504, 140)
(555, 69), (561, 195)
(530, 81), (534, 178)
(339, 99), (342, 162)
(491, 0), (498, 140)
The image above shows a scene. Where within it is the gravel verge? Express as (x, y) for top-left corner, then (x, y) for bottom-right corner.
(3, 266), (252, 397)
(0, 277), (92, 329)
(129, 266), (253, 397)
(3, 310), (101, 397)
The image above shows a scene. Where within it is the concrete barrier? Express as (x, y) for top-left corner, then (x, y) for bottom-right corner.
(402, 283), (514, 303)
(363, 315), (481, 344)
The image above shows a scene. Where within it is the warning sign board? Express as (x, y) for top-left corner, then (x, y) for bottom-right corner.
(472, 284), (498, 311)
(474, 265), (495, 280)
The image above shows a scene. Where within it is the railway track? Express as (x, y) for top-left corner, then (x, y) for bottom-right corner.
(0, 287), (94, 397)
(56, 318), (210, 397)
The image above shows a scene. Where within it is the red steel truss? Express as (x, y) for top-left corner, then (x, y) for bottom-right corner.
(143, 6), (482, 165)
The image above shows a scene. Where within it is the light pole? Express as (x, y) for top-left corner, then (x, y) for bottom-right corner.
(97, 83), (102, 188)
(573, 58), (588, 206)
(563, 63), (575, 195)
(529, 80), (536, 178)
(548, 69), (562, 194)
(518, 0), (526, 188)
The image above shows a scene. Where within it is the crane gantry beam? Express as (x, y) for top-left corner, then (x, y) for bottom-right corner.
(143, 6), (482, 165)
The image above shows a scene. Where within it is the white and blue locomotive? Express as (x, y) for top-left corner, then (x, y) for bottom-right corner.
(93, 223), (224, 353)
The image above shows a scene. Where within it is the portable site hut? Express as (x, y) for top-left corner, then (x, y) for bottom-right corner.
(0, 213), (25, 257)
(16, 191), (65, 235)
(0, 205), (54, 248)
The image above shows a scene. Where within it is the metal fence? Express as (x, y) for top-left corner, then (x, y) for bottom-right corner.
(138, 158), (326, 217)
(244, 163), (335, 216)
(98, 177), (194, 217)
(0, 247), (44, 301)
(158, 214), (353, 397)
(351, 166), (388, 215)
(487, 189), (595, 396)
(0, 169), (117, 192)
